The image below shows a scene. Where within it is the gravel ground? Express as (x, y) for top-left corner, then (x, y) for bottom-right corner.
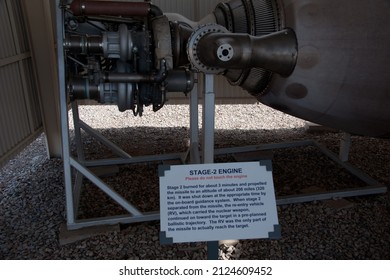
(0, 103), (389, 260)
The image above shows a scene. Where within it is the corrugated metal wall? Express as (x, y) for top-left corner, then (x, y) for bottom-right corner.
(0, 0), (43, 168)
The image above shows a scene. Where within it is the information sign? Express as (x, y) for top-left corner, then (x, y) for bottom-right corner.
(159, 161), (280, 244)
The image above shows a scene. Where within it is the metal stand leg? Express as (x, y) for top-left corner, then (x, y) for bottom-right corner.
(71, 101), (85, 218)
(189, 73), (200, 164)
(202, 74), (215, 164)
(56, 4), (75, 227)
(71, 101), (85, 161)
(201, 74), (219, 260)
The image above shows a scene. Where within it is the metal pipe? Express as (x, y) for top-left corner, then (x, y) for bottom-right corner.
(104, 69), (194, 93)
(165, 69), (194, 93)
(105, 59), (168, 83)
(150, 4), (163, 17)
(67, 77), (100, 101)
(105, 73), (152, 83)
(64, 34), (103, 54)
(70, 0), (150, 17)
(69, 0), (163, 17)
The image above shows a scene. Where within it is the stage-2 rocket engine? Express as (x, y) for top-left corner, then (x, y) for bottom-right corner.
(62, 0), (390, 137)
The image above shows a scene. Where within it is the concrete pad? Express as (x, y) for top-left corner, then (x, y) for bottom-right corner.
(59, 223), (120, 245)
